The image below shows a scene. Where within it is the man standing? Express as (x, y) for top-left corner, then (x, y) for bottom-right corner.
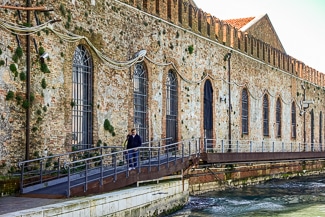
(127, 128), (142, 169)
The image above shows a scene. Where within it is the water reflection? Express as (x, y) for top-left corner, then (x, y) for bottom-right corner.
(170, 175), (325, 217)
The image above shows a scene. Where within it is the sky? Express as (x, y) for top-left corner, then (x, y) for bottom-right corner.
(194, 0), (325, 73)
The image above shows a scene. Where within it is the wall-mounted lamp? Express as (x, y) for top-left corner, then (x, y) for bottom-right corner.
(40, 52), (49, 63)
(301, 100), (314, 109)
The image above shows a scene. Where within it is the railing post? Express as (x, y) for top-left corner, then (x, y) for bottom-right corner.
(182, 142), (184, 162)
(67, 164), (71, 198)
(299, 143), (301, 152)
(40, 160), (43, 184)
(174, 144), (177, 165)
(85, 160), (88, 192)
(222, 140), (224, 153)
(158, 147), (161, 171)
(20, 163), (24, 193)
(57, 157), (60, 179)
(282, 142), (284, 152)
(100, 155), (103, 186)
(250, 141), (252, 152)
(272, 141), (274, 152)
(114, 153), (117, 181)
(189, 141), (191, 156)
(262, 141), (264, 152)
(291, 143), (293, 152)
(149, 147), (152, 172)
(236, 141), (239, 153)
(167, 146), (169, 168)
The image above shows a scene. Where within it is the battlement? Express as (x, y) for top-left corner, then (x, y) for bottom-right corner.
(119, 0), (324, 87)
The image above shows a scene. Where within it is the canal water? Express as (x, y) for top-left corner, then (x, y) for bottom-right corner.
(170, 175), (325, 216)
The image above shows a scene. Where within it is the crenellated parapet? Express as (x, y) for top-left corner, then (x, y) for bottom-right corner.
(119, 0), (324, 86)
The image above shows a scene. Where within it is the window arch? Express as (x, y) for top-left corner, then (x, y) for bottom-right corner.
(188, 5), (192, 28)
(166, 70), (178, 143)
(291, 102), (296, 138)
(276, 98), (281, 137)
(72, 45), (93, 150)
(143, 0), (148, 10)
(198, 12), (202, 32)
(263, 94), (269, 136)
(204, 80), (213, 142)
(134, 62), (148, 142)
(167, 0), (172, 19)
(155, 0), (159, 14)
(241, 88), (249, 135)
(178, 0), (182, 23)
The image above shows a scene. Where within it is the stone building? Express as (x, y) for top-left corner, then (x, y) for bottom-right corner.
(0, 0), (324, 173)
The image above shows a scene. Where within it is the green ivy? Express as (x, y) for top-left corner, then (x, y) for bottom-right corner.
(9, 64), (17, 72)
(40, 62), (50, 73)
(41, 78), (47, 89)
(0, 60), (4, 66)
(5, 91), (14, 100)
(188, 45), (194, 54)
(19, 72), (26, 81)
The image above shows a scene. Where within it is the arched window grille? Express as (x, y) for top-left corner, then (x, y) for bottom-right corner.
(178, 0), (182, 23)
(166, 70), (178, 144)
(263, 94), (269, 136)
(242, 88), (249, 135)
(134, 62), (148, 142)
(72, 45), (93, 150)
(143, 0), (148, 10)
(198, 12), (202, 32)
(167, 0), (172, 19)
(291, 102), (296, 138)
(276, 98), (281, 137)
(320, 111), (323, 151)
(204, 80), (213, 146)
(156, 0), (159, 14)
(188, 5), (192, 28)
(311, 109), (314, 151)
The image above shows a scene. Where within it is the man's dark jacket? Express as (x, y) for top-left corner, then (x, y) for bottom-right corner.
(127, 134), (142, 149)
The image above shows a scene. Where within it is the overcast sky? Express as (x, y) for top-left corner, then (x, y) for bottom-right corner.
(194, 0), (325, 73)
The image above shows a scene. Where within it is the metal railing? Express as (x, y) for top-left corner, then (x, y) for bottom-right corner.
(64, 138), (200, 197)
(204, 139), (325, 153)
(17, 137), (199, 196)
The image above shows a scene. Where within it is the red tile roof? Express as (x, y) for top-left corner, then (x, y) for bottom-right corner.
(223, 17), (255, 29)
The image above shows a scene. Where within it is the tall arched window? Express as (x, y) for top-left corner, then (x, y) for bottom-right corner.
(263, 94), (269, 136)
(198, 12), (202, 32)
(188, 5), (192, 28)
(276, 98), (281, 138)
(242, 88), (249, 135)
(72, 45), (93, 150)
(143, 0), (148, 10)
(134, 62), (148, 142)
(155, 0), (159, 14)
(311, 109), (314, 151)
(320, 111), (323, 151)
(167, 0), (172, 19)
(291, 102), (296, 138)
(166, 70), (178, 143)
(204, 80), (213, 144)
(178, 0), (182, 24)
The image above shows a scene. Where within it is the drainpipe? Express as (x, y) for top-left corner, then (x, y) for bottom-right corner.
(25, 0), (31, 160)
(227, 53), (232, 152)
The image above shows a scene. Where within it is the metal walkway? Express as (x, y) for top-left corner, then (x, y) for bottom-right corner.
(18, 138), (200, 198)
(17, 138), (325, 198)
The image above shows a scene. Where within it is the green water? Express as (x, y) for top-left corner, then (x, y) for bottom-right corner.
(171, 175), (325, 217)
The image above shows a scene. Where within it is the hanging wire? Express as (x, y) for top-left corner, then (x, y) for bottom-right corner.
(0, 18), (307, 109)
